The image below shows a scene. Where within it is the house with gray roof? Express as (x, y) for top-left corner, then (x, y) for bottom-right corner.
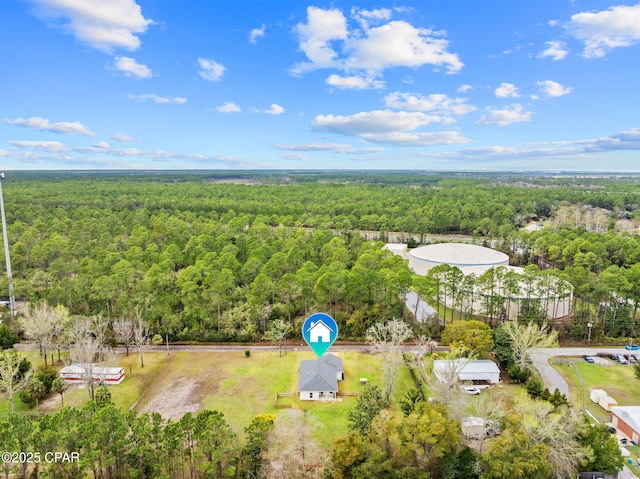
(298, 353), (344, 401)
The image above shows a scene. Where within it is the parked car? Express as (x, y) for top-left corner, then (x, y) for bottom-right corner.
(626, 344), (639, 350)
(462, 386), (481, 395)
(582, 355), (595, 363)
(607, 426), (616, 434)
(614, 355), (628, 364)
(630, 354), (638, 362)
(623, 354), (637, 363)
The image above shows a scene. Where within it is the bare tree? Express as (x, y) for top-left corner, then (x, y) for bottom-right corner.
(66, 315), (114, 400)
(418, 345), (474, 419)
(0, 350), (33, 413)
(502, 321), (558, 372)
(366, 318), (413, 401)
(265, 319), (292, 357)
(264, 410), (325, 479)
(68, 335), (114, 401)
(467, 393), (507, 452)
(514, 396), (586, 479)
(21, 302), (65, 365)
(131, 312), (150, 368)
(112, 317), (134, 356)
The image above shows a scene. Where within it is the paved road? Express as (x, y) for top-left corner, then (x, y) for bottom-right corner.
(530, 347), (635, 397)
(530, 347), (640, 479)
(13, 342), (449, 354)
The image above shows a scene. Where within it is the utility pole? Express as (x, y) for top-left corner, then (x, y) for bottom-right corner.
(0, 173), (16, 316)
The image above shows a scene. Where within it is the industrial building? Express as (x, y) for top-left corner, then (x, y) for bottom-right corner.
(408, 243), (572, 320)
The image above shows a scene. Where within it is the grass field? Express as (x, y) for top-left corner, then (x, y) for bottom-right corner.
(2, 349), (416, 447)
(553, 358), (640, 423)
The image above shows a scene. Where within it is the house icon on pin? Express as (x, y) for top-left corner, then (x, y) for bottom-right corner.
(307, 320), (333, 343)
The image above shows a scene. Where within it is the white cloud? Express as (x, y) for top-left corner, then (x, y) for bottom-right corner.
(351, 7), (392, 29)
(0, 150), (9, 157)
(538, 41), (568, 61)
(273, 143), (385, 154)
(495, 83), (520, 98)
(357, 131), (470, 146)
(261, 104), (285, 115)
(292, 6), (463, 75)
(216, 102), (241, 113)
(293, 6), (348, 73)
(127, 94), (187, 104)
(384, 92), (476, 117)
(458, 84), (473, 93)
(313, 110), (440, 135)
(10, 140), (66, 152)
(312, 109), (471, 146)
(278, 153), (308, 161)
(537, 80), (572, 97)
(92, 141), (110, 149)
(568, 3), (640, 58)
(326, 74), (384, 90)
(344, 21), (463, 73)
(476, 105), (532, 126)
(31, 0), (153, 53)
(582, 128), (640, 151)
(197, 58), (226, 82)
(249, 24), (265, 44)
(112, 133), (133, 142)
(430, 128), (640, 163)
(5, 116), (96, 136)
(114, 56), (152, 78)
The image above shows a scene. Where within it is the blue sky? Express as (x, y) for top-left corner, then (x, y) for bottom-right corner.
(1, 0), (639, 171)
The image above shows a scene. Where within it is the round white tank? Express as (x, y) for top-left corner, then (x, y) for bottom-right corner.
(408, 243), (509, 276)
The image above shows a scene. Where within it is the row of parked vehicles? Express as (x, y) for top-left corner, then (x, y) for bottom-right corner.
(585, 352), (639, 364)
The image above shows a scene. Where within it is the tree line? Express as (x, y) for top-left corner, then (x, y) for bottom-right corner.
(0, 172), (638, 344)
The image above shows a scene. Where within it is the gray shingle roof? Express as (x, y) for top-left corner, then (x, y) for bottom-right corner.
(298, 354), (343, 392)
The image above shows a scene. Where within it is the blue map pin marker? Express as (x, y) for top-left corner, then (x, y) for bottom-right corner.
(302, 313), (338, 358)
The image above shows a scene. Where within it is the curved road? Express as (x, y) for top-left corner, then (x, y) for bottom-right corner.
(531, 347), (635, 397)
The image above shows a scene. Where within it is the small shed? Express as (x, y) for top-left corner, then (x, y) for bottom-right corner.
(590, 388), (607, 403)
(598, 395), (618, 412)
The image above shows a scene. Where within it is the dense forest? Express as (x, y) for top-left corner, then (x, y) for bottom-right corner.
(0, 171), (639, 344)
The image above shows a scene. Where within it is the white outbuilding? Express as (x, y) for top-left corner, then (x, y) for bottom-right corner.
(59, 363), (125, 385)
(433, 359), (501, 385)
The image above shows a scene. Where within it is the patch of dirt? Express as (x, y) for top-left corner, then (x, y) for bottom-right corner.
(139, 377), (202, 420)
(39, 393), (64, 412)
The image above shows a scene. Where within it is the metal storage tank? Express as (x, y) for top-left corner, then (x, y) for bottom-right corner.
(408, 243), (509, 275)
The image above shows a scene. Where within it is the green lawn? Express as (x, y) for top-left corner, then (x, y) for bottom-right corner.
(553, 359), (640, 423)
(2, 349), (417, 447)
